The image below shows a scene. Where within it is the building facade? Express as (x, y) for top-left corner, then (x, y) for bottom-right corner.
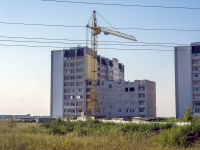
(51, 47), (124, 118)
(175, 42), (200, 118)
(98, 80), (156, 118)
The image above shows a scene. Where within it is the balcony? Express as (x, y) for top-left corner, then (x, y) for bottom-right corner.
(139, 104), (145, 108)
(192, 63), (200, 67)
(138, 97), (145, 101)
(192, 77), (200, 81)
(64, 99), (75, 102)
(193, 91), (200, 94)
(193, 84), (200, 88)
(64, 72), (75, 76)
(77, 59), (84, 62)
(192, 56), (200, 60)
(64, 106), (76, 109)
(64, 86), (75, 89)
(76, 72), (84, 75)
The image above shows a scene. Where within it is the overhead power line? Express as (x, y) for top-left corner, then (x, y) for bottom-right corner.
(0, 35), (189, 46)
(0, 43), (185, 51)
(41, 0), (200, 10)
(0, 39), (187, 48)
(1, 21), (200, 32)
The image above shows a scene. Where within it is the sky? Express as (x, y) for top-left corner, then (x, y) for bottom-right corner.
(0, 0), (200, 116)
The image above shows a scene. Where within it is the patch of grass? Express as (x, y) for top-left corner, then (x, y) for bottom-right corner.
(1, 119), (200, 149)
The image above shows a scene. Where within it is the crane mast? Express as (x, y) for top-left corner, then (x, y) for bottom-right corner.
(87, 11), (99, 115)
(87, 10), (136, 116)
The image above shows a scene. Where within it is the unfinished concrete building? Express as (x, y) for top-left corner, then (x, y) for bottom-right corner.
(51, 47), (124, 118)
(51, 47), (156, 118)
(98, 80), (156, 118)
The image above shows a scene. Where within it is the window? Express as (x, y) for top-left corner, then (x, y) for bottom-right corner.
(70, 102), (75, 106)
(193, 88), (200, 91)
(70, 83), (75, 86)
(64, 89), (68, 93)
(64, 109), (69, 112)
(86, 88), (90, 92)
(77, 63), (83, 66)
(194, 102), (200, 106)
(139, 87), (145, 91)
(78, 109), (82, 112)
(77, 89), (83, 92)
(99, 102), (103, 105)
(66, 69), (75, 73)
(101, 75), (105, 79)
(193, 81), (200, 85)
(77, 76), (83, 79)
(193, 74), (200, 77)
(194, 95), (200, 99)
(86, 81), (91, 85)
(77, 82), (83, 86)
(139, 108), (145, 112)
(77, 56), (83, 59)
(195, 109), (200, 113)
(128, 94), (134, 98)
(109, 84), (112, 88)
(77, 69), (83, 73)
(129, 87), (134, 91)
(125, 88), (129, 92)
(70, 96), (75, 99)
(139, 101), (145, 105)
(118, 109), (121, 112)
(139, 94), (145, 98)
(77, 95), (83, 99)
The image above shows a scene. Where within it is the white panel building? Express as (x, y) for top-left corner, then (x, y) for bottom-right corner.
(51, 47), (156, 118)
(98, 80), (156, 118)
(175, 42), (200, 118)
(51, 47), (124, 118)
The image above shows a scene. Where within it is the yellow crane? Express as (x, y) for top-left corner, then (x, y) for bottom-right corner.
(86, 10), (137, 116)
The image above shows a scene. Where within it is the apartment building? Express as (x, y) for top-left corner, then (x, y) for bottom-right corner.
(98, 80), (156, 118)
(175, 42), (200, 118)
(51, 47), (124, 118)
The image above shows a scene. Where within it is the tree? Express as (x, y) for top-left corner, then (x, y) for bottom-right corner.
(184, 105), (193, 122)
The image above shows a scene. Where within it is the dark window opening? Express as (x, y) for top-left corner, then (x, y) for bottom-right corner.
(129, 87), (134, 91)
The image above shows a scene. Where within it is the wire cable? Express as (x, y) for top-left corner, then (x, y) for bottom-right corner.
(0, 39), (187, 48)
(0, 43), (185, 51)
(1, 21), (200, 32)
(0, 35), (190, 46)
(41, 0), (200, 10)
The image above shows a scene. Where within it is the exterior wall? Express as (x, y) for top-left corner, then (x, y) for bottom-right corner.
(191, 43), (200, 116)
(174, 44), (200, 118)
(51, 47), (125, 118)
(175, 46), (192, 118)
(51, 50), (64, 118)
(51, 47), (155, 119)
(145, 81), (156, 117)
(98, 80), (156, 118)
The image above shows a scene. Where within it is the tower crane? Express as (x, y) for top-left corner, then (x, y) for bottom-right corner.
(86, 10), (137, 116)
